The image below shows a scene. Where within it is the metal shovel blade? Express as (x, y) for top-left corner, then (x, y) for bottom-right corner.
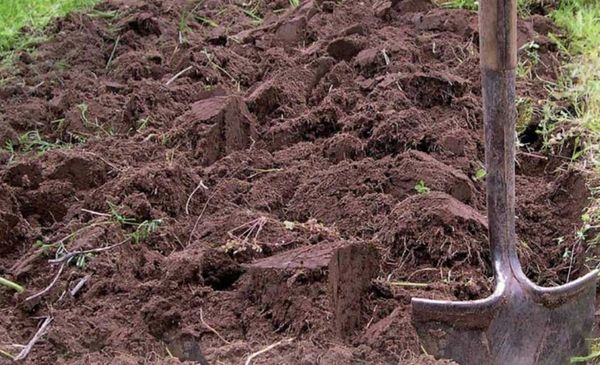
(411, 0), (598, 363)
(412, 262), (597, 365)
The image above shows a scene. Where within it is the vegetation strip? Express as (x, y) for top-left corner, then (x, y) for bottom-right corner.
(544, 0), (599, 362)
(0, 0), (100, 54)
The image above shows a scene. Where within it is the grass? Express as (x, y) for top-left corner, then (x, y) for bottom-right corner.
(539, 0), (599, 362)
(0, 0), (100, 53)
(548, 1), (600, 164)
(240, 5), (263, 26)
(1, 130), (72, 164)
(108, 202), (163, 244)
(436, 0), (541, 15)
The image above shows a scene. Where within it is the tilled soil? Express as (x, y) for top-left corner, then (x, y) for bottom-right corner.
(0, 0), (593, 364)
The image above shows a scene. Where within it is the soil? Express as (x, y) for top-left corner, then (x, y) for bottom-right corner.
(0, 0), (594, 364)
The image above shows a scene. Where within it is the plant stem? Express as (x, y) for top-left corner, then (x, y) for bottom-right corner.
(0, 275), (25, 293)
(389, 281), (429, 288)
(0, 349), (15, 360)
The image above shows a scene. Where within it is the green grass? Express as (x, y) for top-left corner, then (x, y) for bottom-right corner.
(436, 0), (541, 15)
(546, 1), (600, 363)
(0, 0), (99, 53)
(549, 0), (600, 156)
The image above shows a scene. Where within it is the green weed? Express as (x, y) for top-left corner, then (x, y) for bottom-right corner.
(516, 96), (535, 134)
(241, 6), (263, 26)
(9, 130), (69, 155)
(178, 11), (191, 39)
(414, 180), (431, 194)
(107, 201), (163, 244)
(195, 15), (219, 28)
(136, 117), (150, 132)
(78, 103), (114, 136)
(34, 239), (57, 256)
(517, 41), (540, 79)
(472, 168), (487, 182)
(129, 219), (163, 244)
(108, 201), (136, 226)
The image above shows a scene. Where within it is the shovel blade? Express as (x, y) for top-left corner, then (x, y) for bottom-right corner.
(412, 272), (597, 365)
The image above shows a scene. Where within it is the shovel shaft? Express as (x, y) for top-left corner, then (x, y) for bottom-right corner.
(479, 0), (520, 276)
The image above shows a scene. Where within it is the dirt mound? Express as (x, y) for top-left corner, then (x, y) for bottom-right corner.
(379, 192), (489, 267)
(0, 0), (590, 364)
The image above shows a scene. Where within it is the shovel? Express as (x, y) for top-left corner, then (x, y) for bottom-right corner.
(411, 0), (598, 364)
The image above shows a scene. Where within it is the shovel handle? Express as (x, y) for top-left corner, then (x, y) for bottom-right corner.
(479, 0), (519, 274)
(479, 0), (517, 71)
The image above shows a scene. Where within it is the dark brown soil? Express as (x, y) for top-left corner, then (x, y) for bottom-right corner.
(0, 0), (593, 364)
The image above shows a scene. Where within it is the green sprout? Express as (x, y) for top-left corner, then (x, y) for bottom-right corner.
(415, 180), (431, 194)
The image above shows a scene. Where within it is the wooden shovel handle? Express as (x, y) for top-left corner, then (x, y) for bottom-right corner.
(479, 0), (520, 274)
(479, 0), (517, 71)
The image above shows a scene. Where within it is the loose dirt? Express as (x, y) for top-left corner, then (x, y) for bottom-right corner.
(0, 0), (593, 364)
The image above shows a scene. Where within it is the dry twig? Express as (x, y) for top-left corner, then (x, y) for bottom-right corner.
(185, 180), (209, 215)
(70, 275), (92, 297)
(200, 308), (230, 345)
(165, 65), (193, 86)
(25, 264), (65, 302)
(244, 338), (294, 365)
(14, 317), (53, 361)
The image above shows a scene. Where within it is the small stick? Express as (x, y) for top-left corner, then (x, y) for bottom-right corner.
(247, 168), (283, 179)
(25, 264), (65, 302)
(83, 151), (124, 172)
(70, 275), (92, 297)
(166, 345), (175, 358)
(188, 189), (216, 244)
(365, 304), (378, 330)
(14, 317), (53, 361)
(81, 208), (111, 217)
(200, 308), (230, 344)
(244, 338), (294, 365)
(201, 50), (240, 90)
(517, 151), (549, 160)
(406, 268), (439, 281)
(566, 240), (579, 282)
(0, 276), (24, 293)
(165, 66), (193, 86)
(389, 281), (429, 288)
(185, 180), (209, 215)
(105, 35), (121, 70)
